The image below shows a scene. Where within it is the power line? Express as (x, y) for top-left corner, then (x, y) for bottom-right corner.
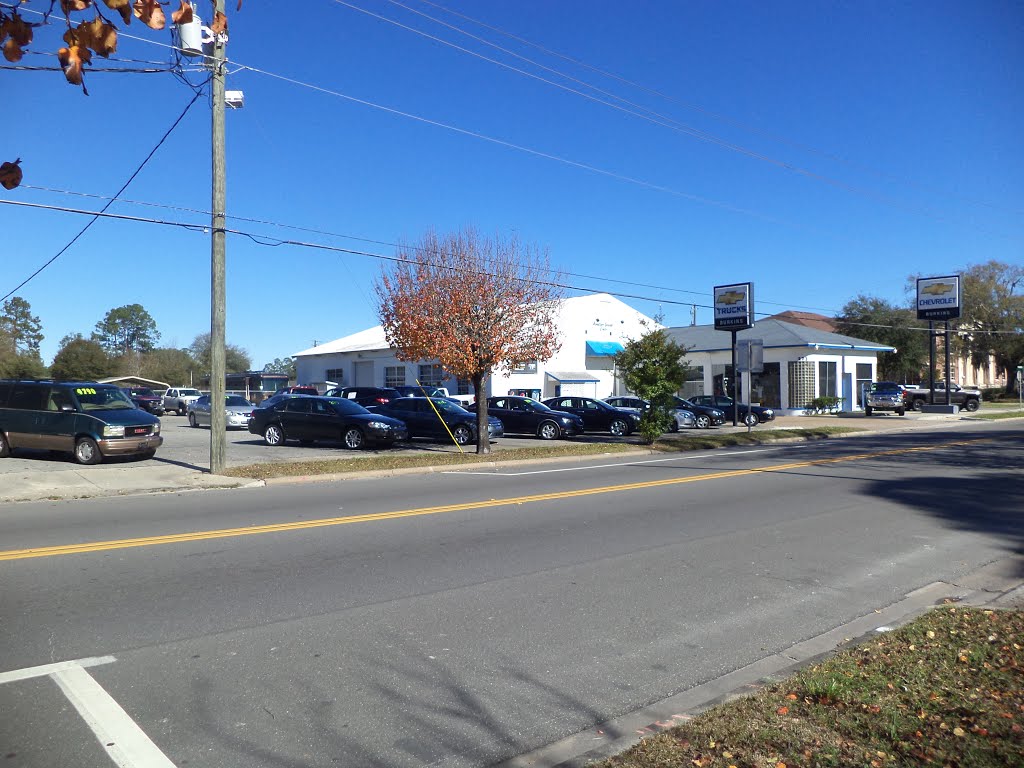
(408, 0), (1024, 218)
(328, 0), (1018, 239)
(1, 88), (206, 303)
(13, 183), (842, 314)
(6, 198), (1020, 335)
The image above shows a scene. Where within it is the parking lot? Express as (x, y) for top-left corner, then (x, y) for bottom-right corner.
(0, 410), (609, 477)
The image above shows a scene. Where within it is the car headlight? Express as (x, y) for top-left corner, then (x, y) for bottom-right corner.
(103, 425), (125, 437)
(560, 417), (572, 424)
(367, 421), (391, 429)
(153, 423), (161, 435)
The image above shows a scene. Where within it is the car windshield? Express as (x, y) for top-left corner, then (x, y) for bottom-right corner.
(524, 399), (550, 412)
(76, 386), (135, 411)
(179, 389), (201, 397)
(225, 396), (252, 407)
(431, 398), (469, 414)
(132, 388), (156, 397)
(327, 398), (370, 415)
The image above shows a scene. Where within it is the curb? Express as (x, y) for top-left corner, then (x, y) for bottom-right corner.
(496, 556), (1024, 768)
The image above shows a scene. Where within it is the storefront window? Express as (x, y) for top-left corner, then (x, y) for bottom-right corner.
(818, 361), (838, 398)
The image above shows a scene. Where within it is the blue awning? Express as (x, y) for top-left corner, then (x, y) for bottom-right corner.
(586, 341), (624, 357)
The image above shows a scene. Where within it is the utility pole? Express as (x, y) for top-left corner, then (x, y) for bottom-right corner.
(209, 0), (227, 473)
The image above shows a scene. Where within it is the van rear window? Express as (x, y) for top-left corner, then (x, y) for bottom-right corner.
(9, 385), (45, 410)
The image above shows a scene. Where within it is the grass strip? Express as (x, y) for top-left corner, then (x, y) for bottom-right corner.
(970, 410), (1024, 421)
(221, 428), (861, 480)
(595, 606), (1023, 768)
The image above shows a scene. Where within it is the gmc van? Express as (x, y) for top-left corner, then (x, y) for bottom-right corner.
(0, 379), (163, 464)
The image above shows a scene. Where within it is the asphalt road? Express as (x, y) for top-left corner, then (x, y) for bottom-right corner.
(1, 421), (1021, 767)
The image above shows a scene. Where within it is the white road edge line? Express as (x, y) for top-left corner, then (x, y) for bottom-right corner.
(442, 448), (779, 476)
(0, 655), (116, 685)
(51, 663), (177, 768)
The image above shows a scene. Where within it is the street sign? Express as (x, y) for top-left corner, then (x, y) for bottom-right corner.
(737, 339), (764, 373)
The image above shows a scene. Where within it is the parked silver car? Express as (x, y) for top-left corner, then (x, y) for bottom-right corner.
(604, 396), (697, 431)
(188, 394), (256, 429)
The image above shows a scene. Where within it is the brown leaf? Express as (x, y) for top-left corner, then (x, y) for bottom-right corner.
(171, 0), (193, 25)
(0, 158), (23, 191)
(77, 18), (117, 57)
(210, 10), (227, 34)
(786, 693), (798, 700)
(57, 44), (92, 87)
(102, 0), (133, 25)
(776, 706), (789, 715)
(61, 0), (93, 13)
(133, 0), (166, 30)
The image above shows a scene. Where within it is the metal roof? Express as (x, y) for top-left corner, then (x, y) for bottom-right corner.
(664, 319), (895, 353)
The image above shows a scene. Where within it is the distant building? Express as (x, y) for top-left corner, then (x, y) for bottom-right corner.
(293, 293), (655, 401)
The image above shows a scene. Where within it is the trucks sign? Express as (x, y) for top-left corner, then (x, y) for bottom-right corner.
(916, 275), (961, 321)
(714, 283), (754, 330)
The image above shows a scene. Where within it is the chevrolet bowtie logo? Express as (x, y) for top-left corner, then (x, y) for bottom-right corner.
(921, 282), (954, 296)
(717, 291), (745, 305)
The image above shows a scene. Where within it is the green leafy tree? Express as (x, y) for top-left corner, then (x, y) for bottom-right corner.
(614, 323), (690, 444)
(835, 295), (928, 382)
(49, 334), (110, 380)
(141, 347), (197, 387)
(93, 304), (160, 356)
(0, 296), (44, 355)
(263, 356), (296, 379)
(955, 261), (1024, 393)
(189, 333), (252, 376)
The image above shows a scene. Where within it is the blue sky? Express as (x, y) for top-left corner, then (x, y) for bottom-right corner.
(5, 0), (1022, 368)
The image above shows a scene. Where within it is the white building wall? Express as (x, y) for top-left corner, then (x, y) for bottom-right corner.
(293, 294), (655, 401)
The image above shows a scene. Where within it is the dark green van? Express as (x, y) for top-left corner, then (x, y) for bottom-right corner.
(0, 379), (163, 464)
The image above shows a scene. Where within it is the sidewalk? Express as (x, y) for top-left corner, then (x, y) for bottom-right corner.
(0, 409), (1008, 504)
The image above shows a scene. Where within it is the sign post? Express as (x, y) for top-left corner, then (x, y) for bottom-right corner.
(714, 283), (754, 426)
(916, 276), (961, 414)
(737, 339), (764, 430)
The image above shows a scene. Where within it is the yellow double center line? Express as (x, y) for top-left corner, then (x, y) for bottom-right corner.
(0, 438), (988, 562)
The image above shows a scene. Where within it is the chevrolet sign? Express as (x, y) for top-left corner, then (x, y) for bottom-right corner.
(714, 283), (754, 330)
(916, 275), (961, 321)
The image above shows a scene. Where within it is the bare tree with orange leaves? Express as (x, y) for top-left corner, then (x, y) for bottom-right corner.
(375, 228), (564, 455)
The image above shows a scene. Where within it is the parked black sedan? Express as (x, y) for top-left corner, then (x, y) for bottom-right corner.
(371, 397), (503, 445)
(690, 394), (776, 424)
(541, 396), (640, 436)
(672, 396), (726, 429)
(248, 395), (407, 449)
(483, 396), (584, 440)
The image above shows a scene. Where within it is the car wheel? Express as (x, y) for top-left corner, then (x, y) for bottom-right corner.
(864, 405), (873, 416)
(695, 414), (711, 429)
(896, 408), (905, 416)
(0, 431), (10, 458)
(188, 412), (198, 428)
(178, 403), (187, 416)
(669, 419), (679, 433)
(963, 399), (979, 412)
(743, 413), (758, 427)
(537, 420), (560, 440)
(912, 398), (925, 411)
(452, 425), (473, 445)
(263, 423), (286, 446)
(609, 419), (628, 436)
(343, 427), (365, 450)
(74, 437), (101, 465)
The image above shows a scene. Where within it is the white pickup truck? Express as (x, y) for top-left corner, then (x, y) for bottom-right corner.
(162, 387), (203, 415)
